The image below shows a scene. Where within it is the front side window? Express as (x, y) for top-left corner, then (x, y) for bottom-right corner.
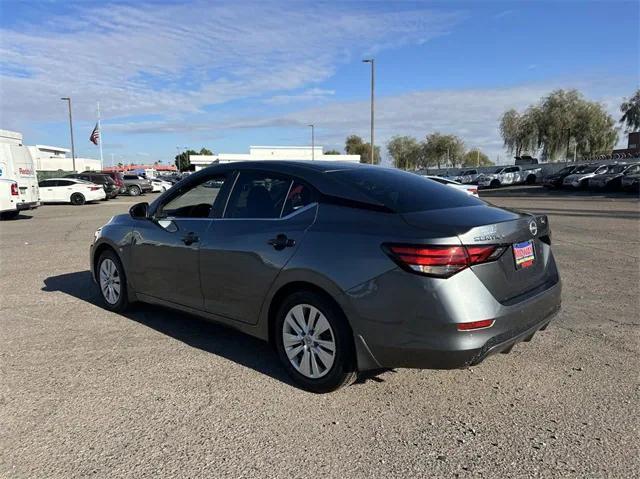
(225, 171), (292, 219)
(159, 175), (227, 218)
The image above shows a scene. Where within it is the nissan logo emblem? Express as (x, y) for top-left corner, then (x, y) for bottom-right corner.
(529, 220), (538, 236)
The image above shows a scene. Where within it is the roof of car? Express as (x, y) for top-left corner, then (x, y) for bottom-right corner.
(156, 161), (386, 215)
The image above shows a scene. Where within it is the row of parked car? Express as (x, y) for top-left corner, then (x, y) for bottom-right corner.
(542, 162), (640, 191)
(36, 172), (177, 206)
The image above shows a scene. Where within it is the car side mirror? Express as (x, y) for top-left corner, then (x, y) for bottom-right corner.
(129, 202), (149, 219)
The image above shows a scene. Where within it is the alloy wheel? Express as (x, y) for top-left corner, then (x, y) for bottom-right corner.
(99, 258), (121, 305)
(282, 304), (336, 379)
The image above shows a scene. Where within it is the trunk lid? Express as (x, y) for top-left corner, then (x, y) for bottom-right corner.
(402, 205), (556, 303)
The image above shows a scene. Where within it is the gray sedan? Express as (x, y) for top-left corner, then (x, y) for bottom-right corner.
(90, 161), (561, 392)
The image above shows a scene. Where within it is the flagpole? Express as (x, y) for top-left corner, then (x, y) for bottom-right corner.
(97, 102), (104, 169)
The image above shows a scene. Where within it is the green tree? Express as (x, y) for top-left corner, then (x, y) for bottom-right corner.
(324, 149), (341, 155)
(422, 133), (465, 168)
(175, 149), (197, 171)
(500, 89), (618, 161)
(462, 149), (494, 167)
(620, 89), (640, 132)
(499, 108), (539, 157)
(344, 135), (380, 164)
(199, 147), (213, 155)
(387, 136), (422, 170)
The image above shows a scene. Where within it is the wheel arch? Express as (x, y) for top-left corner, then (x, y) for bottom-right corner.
(92, 240), (137, 303)
(266, 280), (351, 346)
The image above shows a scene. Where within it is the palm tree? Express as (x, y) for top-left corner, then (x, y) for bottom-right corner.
(620, 89), (640, 132)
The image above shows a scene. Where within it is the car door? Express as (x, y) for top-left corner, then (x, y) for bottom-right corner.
(56, 179), (76, 201)
(37, 180), (57, 202)
(128, 172), (232, 309)
(199, 170), (318, 324)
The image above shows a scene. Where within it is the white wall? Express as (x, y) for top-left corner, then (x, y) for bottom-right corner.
(190, 146), (361, 171)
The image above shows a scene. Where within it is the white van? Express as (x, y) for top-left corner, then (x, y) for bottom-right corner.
(0, 129), (40, 219)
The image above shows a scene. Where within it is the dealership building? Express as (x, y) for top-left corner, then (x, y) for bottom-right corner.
(189, 146), (360, 171)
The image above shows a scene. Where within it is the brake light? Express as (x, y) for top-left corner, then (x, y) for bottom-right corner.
(469, 188), (478, 196)
(457, 319), (494, 331)
(89, 186), (101, 191)
(10, 183), (19, 195)
(385, 244), (505, 278)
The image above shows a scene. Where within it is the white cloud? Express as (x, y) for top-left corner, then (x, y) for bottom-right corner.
(108, 78), (633, 161)
(0, 1), (462, 125)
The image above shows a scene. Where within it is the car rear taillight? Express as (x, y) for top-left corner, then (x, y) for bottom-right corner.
(88, 186), (101, 191)
(10, 183), (19, 195)
(469, 188), (478, 196)
(385, 244), (506, 278)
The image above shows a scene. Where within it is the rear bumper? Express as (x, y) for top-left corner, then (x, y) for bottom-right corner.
(368, 298), (560, 370)
(345, 259), (562, 371)
(17, 201), (39, 211)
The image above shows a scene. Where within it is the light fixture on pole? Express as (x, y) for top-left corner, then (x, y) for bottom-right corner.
(60, 97), (76, 172)
(362, 58), (375, 164)
(308, 124), (315, 160)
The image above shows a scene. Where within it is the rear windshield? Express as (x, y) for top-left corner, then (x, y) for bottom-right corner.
(330, 168), (483, 213)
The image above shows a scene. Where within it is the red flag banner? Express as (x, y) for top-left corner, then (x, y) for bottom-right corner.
(90, 123), (100, 145)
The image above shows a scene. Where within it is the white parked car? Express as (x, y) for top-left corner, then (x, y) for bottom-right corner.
(423, 175), (479, 197)
(150, 178), (172, 192)
(38, 178), (106, 205)
(477, 165), (541, 188)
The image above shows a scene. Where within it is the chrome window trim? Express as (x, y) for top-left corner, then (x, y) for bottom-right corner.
(279, 180), (294, 218)
(214, 202), (317, 222)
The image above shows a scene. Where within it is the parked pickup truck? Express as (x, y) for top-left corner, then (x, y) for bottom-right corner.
(477, 165), (542, 188)
(453, 169), (481, 184)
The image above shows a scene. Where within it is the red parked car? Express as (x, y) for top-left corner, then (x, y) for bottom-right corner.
(102, 171), (126, 194)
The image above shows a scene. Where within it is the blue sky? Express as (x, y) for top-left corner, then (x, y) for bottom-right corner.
(1, 0), (638, 165)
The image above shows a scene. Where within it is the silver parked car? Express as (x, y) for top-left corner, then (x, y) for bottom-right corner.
(90, 161), (561, 392)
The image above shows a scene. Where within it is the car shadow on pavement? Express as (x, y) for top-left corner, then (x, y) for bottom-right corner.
(42, 270), (299, 388)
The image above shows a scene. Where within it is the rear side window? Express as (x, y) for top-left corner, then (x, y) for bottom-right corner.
(39, 180), (55, 187)
(57, 180), (74, 186)
(330, 168), (482, 213)
(225, 171), (291, 219)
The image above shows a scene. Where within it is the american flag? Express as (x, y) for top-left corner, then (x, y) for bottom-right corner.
(89, 123), (100, 145)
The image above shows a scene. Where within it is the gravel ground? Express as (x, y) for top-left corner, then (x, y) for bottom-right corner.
(1, 190), (639, 478)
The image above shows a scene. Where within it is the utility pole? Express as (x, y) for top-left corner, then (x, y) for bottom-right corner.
(362, 58), (375, 164)
(308, 124), (315, 160)
(476, 149), (480, 167)
(60, 97), (76, 172)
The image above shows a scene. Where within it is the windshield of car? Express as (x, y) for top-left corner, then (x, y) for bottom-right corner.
(609, 165), (626, 173)
(579, 166), (597, 174)
(330, 168), (483, 213)
(556, 167), (574, 174)
(461, 170), (476, 175)
(492, 167), (504, 173)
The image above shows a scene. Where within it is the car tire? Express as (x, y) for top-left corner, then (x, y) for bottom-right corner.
(526, 175), (536, 185)
(128, 185), (141, 196)
(96, 249), (129, 312)
(70, 193), (86, 205)
(490, 179), (500, 188)
(274, 291), (357, 393)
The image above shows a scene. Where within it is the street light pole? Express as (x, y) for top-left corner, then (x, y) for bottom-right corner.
(308, 124), (315, 160)
(362, 58), (375, 164)
(60, 97), (76, 172)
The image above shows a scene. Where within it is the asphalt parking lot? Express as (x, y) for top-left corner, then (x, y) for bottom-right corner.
(1, 189), (639, 478)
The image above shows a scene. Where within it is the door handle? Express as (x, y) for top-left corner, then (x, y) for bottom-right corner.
(181, 232), (199, 246)
(268, 234), (295, 250)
